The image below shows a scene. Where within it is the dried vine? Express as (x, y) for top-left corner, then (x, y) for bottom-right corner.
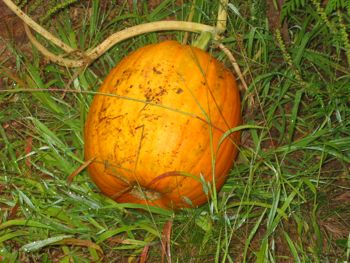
(3, 0), (249, 95)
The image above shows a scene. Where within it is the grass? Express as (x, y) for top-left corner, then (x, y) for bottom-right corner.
(0, 0), (349, 262)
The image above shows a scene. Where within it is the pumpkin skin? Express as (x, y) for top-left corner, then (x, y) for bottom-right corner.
(84, 40), (241, 210)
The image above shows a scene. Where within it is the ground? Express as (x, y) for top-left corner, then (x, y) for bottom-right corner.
(0, 0), (349, 262)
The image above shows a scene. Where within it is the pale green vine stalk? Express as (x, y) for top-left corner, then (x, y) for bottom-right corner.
(3, 0), (221, 67)
(24, 21), (215, 67)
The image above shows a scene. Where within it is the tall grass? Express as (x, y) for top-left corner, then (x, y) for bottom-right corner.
(0, 0), (349, 262)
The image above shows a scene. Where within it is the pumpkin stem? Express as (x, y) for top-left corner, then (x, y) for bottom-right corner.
(192, 0), (229, 50)
(192, 31), (213, 50)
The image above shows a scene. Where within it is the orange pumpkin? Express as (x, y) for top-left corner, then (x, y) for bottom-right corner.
(84, 41), (241, 210)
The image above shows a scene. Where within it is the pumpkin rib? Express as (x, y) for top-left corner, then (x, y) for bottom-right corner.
(134, 44), (213, 192)
(87, 50), (147, 183)
(186, 46), (233, 133)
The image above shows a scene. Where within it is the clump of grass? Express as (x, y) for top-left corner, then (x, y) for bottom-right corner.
(0, 0), (349, 262)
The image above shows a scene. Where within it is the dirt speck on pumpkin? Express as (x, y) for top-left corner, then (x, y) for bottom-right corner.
(176, 88), (184, 94)
(152, 67), (162, 74)
(144, 86), (168, 104)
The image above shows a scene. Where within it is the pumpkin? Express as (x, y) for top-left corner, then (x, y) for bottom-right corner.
(84, 40), (241, 210)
